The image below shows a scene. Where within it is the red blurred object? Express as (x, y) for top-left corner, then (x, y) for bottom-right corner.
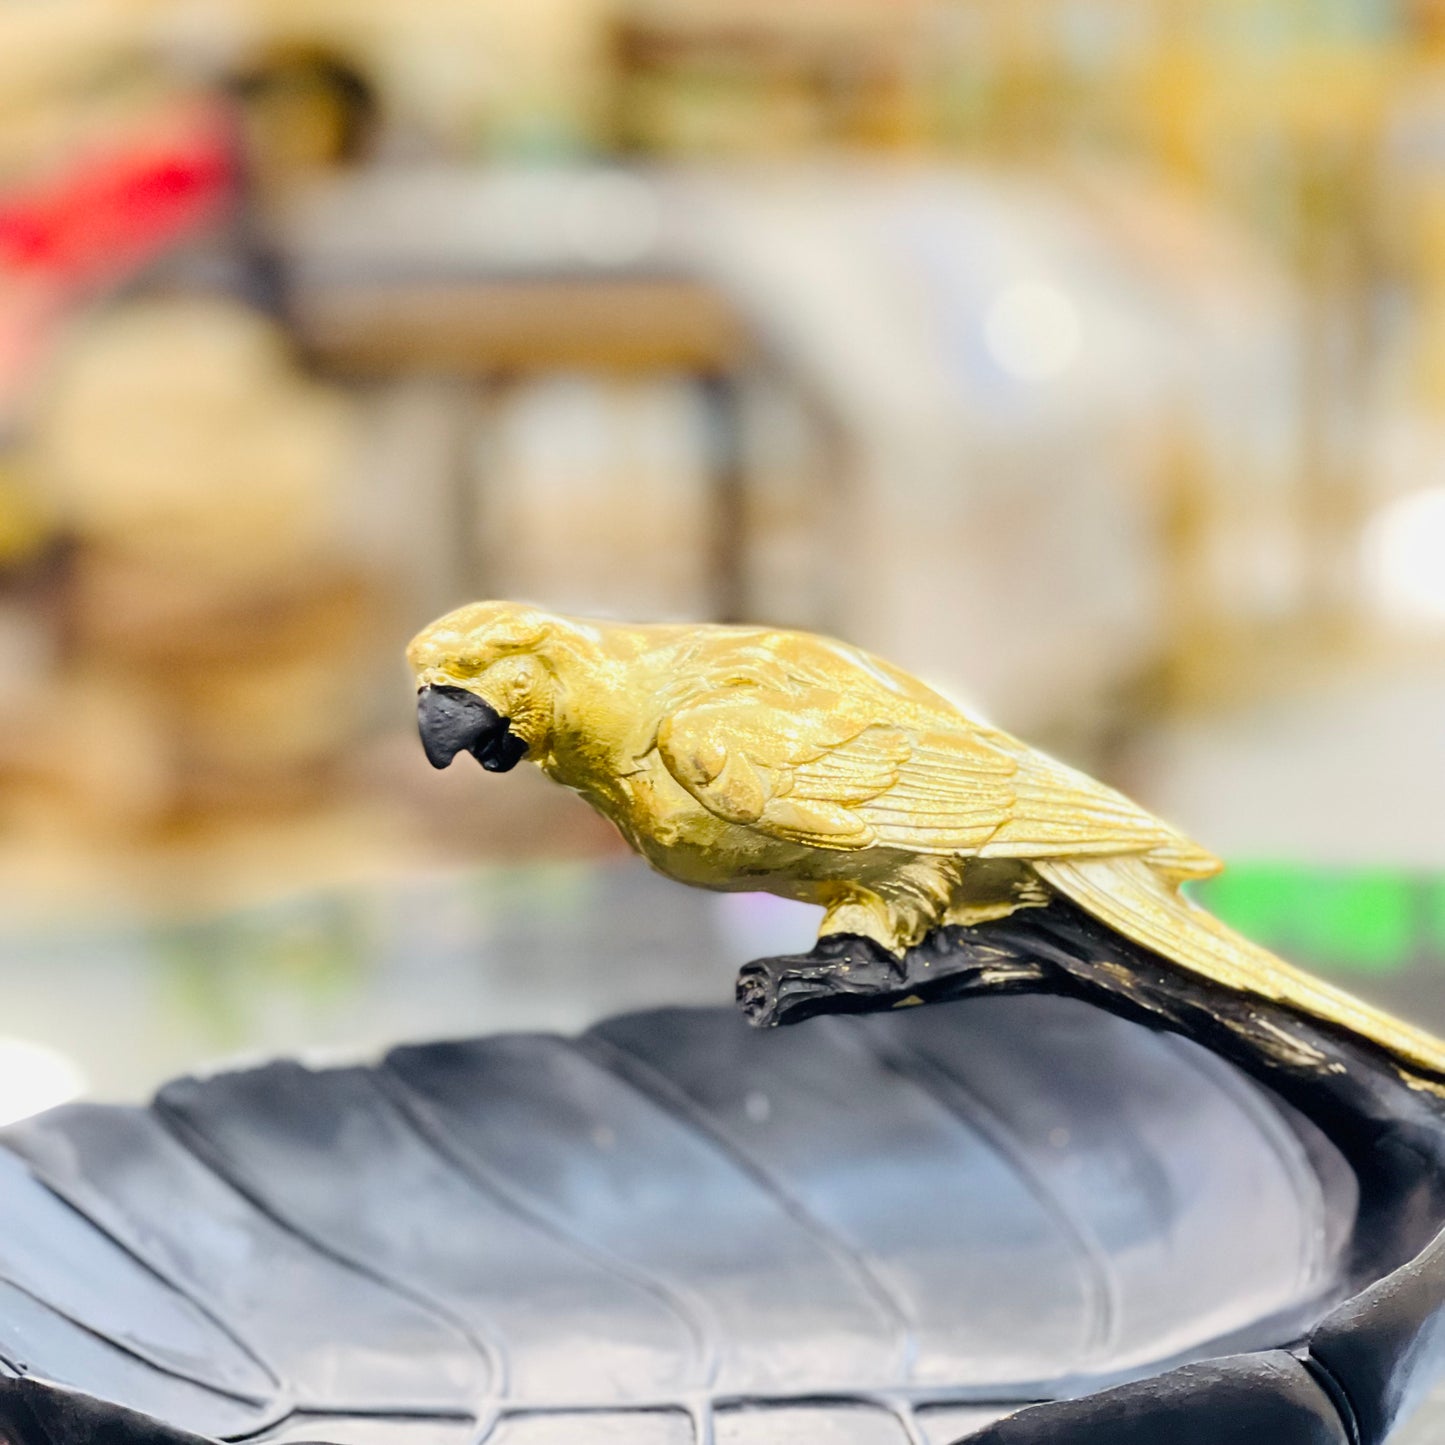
(0, 104), (233, 290)
(0, 101), (236, 412)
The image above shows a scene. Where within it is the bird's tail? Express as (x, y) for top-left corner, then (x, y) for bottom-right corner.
(1035, 854), (1445, 1084)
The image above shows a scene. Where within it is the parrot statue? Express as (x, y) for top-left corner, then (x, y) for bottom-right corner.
(409, 600), (1445, 1079)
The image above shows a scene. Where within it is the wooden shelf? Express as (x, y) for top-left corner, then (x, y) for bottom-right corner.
(292, 276), (750, 376)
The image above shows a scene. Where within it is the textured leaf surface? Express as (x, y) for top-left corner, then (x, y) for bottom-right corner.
(0, 998), (1368, 1442)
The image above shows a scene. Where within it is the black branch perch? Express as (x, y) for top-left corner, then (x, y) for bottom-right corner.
(737, 898), (1445, 1146)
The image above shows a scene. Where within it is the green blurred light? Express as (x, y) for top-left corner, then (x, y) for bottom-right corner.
(1197, 864), (1419, 974)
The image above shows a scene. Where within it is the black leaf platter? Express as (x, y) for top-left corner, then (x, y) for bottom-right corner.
(4, 901), (1445, 1445)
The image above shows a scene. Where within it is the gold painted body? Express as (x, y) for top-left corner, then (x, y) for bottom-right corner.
(410, 601), (1445, 1081)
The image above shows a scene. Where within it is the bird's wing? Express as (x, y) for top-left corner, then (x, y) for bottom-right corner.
(977, 732), (1222, 878)
(1037, 855), (1445, 1081)
(656, 687), (1195, 861)
(656, 687), (1012, 850)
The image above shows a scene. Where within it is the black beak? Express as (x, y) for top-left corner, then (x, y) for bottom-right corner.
(417, 685), (529, 773)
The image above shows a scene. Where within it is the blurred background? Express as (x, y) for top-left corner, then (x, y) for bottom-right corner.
(2, 0), (1445, 1120)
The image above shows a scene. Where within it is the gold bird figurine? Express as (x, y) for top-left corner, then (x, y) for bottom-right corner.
(409, 600), (1445, 1078)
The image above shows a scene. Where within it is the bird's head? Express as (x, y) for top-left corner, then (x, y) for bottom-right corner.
(407, 601), (582, 773)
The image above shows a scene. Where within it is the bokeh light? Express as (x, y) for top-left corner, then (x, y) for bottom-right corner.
(1365, 486), (1445, 625)
(0, 1038), (86, 1128)
(984, 280), (1083, 383)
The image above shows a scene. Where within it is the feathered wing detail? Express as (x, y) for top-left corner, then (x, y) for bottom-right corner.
(656, 687), (1210, 868)
(980, 733), (1223, 880)
(1038, 855), (1445, 1082)
(656, 688), (1016, 851)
